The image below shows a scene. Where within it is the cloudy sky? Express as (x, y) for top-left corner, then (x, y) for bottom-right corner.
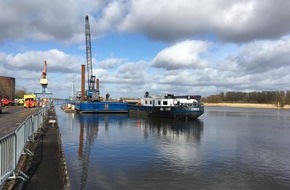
(1, 0), (290, 99)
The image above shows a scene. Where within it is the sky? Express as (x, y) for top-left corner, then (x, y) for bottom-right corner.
(1, 0), (290, 99)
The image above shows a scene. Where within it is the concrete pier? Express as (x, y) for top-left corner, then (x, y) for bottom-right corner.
(1, 105), (70, 190)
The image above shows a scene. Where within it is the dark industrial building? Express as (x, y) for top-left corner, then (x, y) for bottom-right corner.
(0, 76), (15, 100)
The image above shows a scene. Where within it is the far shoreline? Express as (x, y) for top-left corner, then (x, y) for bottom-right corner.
(203, 103), (290, 109)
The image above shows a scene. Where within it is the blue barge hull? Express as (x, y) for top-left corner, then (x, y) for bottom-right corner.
(75, 102), (129, 113)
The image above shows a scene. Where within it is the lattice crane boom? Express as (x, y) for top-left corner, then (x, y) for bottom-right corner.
(85, 15), (99, 101)
(85, 15), (95, 91)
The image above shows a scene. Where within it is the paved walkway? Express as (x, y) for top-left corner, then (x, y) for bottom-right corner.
(2, 106), (70, 190)
(22, 108), (69, 190)
(0, 106), (40, 137)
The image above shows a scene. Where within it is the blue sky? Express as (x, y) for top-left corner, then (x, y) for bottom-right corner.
(1, 0), (290, 99)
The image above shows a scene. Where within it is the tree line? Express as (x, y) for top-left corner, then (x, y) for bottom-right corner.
(203, 91), (290, 106)
(1, 88), (27, 99)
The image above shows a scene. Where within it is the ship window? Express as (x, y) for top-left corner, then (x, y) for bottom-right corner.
(158, 101), (161, 105)
(150, 101), (152, 104)
(163, 101), (168, 105)
(145, 100), (147, 104)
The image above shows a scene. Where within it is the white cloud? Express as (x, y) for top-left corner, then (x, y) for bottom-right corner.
(220, 1), (255, 30)
(95, 1), (127, 34)
(0, 49), (83, 96)
(95, 61), (148, 84)
(229, 37), (290, 74)
(97, 57), (127, 69)
(152, 40), (209, 70)
(4, 49), (81, 73)
(119, 0), (290, 42)
(3, 35), (290, 98)
(1, 0), (290, 44)
(1, 0), (290, 98)
(0, 0), (105, 43)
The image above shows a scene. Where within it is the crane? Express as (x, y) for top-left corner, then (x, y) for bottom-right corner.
(40, 61), (48, 93)
(85, 15), (99, 101)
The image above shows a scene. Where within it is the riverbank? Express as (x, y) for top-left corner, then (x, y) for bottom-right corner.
(204, 103), (290, 109)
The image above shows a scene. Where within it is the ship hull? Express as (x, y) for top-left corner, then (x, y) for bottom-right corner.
(129, 105), (204, 119)
(75, 101), (129, 113)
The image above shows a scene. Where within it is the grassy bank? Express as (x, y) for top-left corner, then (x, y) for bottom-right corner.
(204, 103), (290, 109)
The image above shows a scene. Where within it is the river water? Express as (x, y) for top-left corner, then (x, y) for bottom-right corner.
(56, 105), (290, 190)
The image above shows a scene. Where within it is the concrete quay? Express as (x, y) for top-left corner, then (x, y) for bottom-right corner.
(1, 105), (70, 190)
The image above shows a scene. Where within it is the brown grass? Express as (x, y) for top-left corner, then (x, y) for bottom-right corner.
(204, 103), (290, 109)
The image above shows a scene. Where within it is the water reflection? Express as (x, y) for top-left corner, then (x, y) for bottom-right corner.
(136, 118), (203, 142)
(137, 118), (204, 171)
(57, 106), (290, 190)
(71, 113), (204, 190)
(206, 106), (290, 121)
(76, 114), (128, 189)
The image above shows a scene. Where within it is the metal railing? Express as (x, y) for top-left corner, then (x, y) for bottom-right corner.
(0, 101), (52, 187)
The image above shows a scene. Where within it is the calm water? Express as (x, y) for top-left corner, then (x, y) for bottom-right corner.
(56, 106), (290, 190)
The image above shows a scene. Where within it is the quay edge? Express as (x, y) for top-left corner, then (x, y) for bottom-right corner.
(3, 104), (71, 190)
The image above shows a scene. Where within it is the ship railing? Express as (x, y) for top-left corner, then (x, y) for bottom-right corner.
(0, 101), (52, 188)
